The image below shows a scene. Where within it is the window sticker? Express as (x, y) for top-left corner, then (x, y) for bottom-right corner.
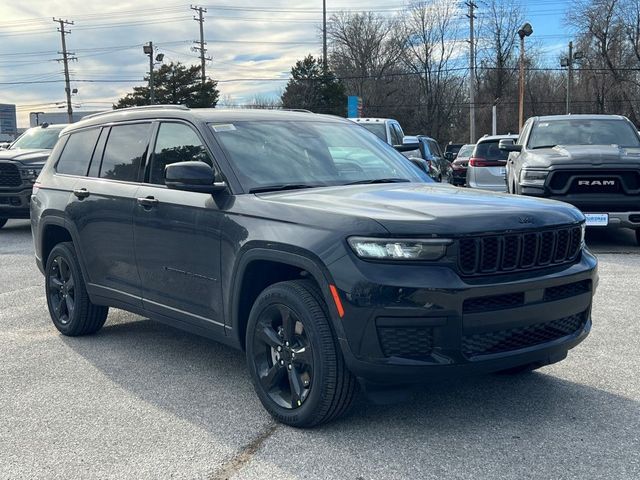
(210, 124), (237, 132)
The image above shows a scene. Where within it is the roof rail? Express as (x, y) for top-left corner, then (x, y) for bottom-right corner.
(81, 104), (189, 121)
(281, 108), (313, 113)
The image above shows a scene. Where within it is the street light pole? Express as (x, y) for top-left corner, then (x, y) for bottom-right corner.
(518, 23), (533, 131)
(143, 42), (155, 104)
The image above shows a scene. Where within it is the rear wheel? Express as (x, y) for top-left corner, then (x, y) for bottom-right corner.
(246, 280), (358, 427)
(45, 242), (108, 336)
(0, 218), (7, 229)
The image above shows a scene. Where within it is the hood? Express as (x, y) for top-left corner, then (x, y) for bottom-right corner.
(258, 183), (583, 236)
(0, 148), (51, 165)
(526, 144), (640, 168)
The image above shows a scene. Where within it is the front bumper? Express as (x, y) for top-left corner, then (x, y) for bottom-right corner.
(0, 187), (32, 219)
(329, 249), (597, 384)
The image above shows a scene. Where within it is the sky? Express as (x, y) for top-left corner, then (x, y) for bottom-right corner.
(1, 0), (574, 128)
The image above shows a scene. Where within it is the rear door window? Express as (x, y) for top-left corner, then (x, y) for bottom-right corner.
(99, 123), (152, 182)
(56, 128), (101, 176)
(149, 122), (213, 185)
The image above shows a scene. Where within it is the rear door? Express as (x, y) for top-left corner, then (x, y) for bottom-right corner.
(133, 121), (224, 335)
(65, 122), (151, 307)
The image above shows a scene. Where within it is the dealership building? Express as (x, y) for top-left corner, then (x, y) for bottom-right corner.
(0, 104), (18, 141)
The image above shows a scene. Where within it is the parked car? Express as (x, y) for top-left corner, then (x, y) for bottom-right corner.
(401, 135), (451, 182)
(348, 117), (405, 146)
(450, 143), (475, 186)
(444, 142), (464, 161)
(501, 114), (640, 244)
(0, 123), (67, 229)
(32, 106), (596, 427)
(466, 134), (518, 192)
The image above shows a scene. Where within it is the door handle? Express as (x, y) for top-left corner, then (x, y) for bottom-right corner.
(137, 196), (159, 208)
(73, 188), (90, 199)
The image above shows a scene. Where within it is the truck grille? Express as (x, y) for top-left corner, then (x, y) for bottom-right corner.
(0, 163), (22, 187)
(462, 311), (587, 357)
(548, 170), (640, 194)
(458, 225), (582, 276)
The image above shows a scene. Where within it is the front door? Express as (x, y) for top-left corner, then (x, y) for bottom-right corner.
(133, 121), (224, 335)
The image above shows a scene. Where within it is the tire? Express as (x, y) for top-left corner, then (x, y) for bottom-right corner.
(0, 218), (7, 229)
(636, 229), (640, 246)
(246, 279), (358, 428)
(45, 242), (108, 336)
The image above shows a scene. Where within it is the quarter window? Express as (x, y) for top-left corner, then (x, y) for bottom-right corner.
(56, 128), (101, 176)
(99, 123), (151, 182)
(149, 123), (212, 185)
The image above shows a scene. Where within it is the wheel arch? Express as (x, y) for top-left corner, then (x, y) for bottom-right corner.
(229, 247), (345, 351)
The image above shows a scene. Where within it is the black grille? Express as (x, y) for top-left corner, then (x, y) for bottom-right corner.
(544, 280), (591, 302)
(0, 163), (22, 187)
(0, 196), (22, 206)
(548, 170), (640, 193)
(463, 292), (525, 313)
(378, 326), (434, 358)
(458, 226), (582, 276)
(462, 312), (587, 357)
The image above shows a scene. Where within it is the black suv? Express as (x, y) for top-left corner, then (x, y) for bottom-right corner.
(502, 114), (640, 243)
(32, 106), (597, 427)
(0, 123), (67, 228)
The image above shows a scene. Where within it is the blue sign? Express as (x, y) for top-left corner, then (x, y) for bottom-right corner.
(347, 96), (361, 118)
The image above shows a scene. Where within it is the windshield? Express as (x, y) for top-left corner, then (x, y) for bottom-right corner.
(528, 119), (640, 149)
(10, 127), (62, 150)
(210, 120), (425, 192)
(357, 123), (387, 141)
(456, 144), (474, 158)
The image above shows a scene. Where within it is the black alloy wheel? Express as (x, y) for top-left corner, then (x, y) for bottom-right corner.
(252, 303), (313, 409)
(48, 255), (75, 325)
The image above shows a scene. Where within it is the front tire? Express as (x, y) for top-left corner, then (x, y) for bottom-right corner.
(45, 242), (108, 336)
(246, 280), (358, 427)
(0, 218), (7, 229)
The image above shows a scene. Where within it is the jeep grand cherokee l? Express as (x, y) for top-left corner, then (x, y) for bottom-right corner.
(502, 114), (640, 244)
(31, 106), (597, 427)
(0, 123), (66, 229)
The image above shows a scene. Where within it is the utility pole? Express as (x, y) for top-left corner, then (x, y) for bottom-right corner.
(517, 23), (533, 131)
(143, 42), (155, 104)
(53, 18), (76, 123)
(561, 41), (583, 114)
(322, 0), (328, 67)
(191, 4), (211, 104)
(466, 1), (476, 144)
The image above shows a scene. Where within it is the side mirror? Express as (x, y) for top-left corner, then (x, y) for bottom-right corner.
(499, 139), (522, 152)
(394, 142), (421, 152)
(406, 157), (430, 174)
(165, 161), (227, 193)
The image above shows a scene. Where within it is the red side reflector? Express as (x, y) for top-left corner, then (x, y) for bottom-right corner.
(329, 284), (345, 318)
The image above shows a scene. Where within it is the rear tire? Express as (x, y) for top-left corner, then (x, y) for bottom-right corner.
(45, 242), (108, 336)
(246, 279), (358, 427)
(0, 218), (7, 229)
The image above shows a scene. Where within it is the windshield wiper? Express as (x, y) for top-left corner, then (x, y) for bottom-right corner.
(344, 178), (411, 185)
(249, 183), (322, 193)
(530, 144), (557, 149)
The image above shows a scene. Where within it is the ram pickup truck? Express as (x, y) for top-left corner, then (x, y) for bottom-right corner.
(502, 114), (640, 244)
(0, 123), (66, 229)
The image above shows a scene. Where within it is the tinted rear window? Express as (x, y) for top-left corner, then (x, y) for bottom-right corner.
(359, 123), (387, 141)
(474, 140), (510, 161)
(56, 128), (100, 176)
(99, 123), (151, 182)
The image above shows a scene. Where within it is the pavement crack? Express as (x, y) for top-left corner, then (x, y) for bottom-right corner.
(208, 423), (278, 480)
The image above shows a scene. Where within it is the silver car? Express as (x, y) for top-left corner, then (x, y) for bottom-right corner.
(466, 134), (518, 192)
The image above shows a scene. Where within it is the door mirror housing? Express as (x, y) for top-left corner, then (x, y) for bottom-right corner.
(394, 142), (421, 152)
(165, 161), (227, 193)
(499, 139), (522, 152)
(406, 156), (430, 174)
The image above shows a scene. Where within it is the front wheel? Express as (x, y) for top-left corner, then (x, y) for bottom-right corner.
(0, 218), (7, 229)
(45, 242), (108, 336)
(246, 280), (358, 427)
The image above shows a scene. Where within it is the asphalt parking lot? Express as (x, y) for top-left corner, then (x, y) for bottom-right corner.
(1, 219), (639, 479)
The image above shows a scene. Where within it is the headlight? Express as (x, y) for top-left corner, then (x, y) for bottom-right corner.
(519, 169), (548, 186)
(348, 237), (452, 261)
(19, 167), (43, 182)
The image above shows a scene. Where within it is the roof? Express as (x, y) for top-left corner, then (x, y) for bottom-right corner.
(533, 114), (627, 122)
(63, 106), (348, 134)
(348, 118), (397, 123)
(477, 134), (518, 143)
